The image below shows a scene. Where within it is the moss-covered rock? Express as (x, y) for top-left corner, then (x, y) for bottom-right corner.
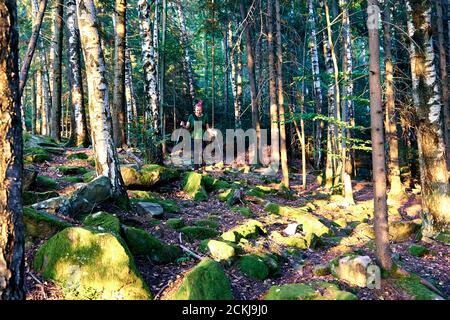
(121, 164), (180, 189)
(24, 147), (52, 163)
(24, 207), (72, 240)
(435, 232), (450, 245)
(394, 273), (443, 300)
(61, 176), (84, 183)
(68, 176), (113, 217)
(313, 264), (331, 276)
(408, 244), (429, 257)
(263, 282), (357, 300)
(57, 166), (89, 175)
(231, 207), (253, 218)
(23, 191), (59, 205)
(122, 226), (183, 264)
(31, 196), (72, 216)
(67, 152), (89, 160)
(270, 231), (308, 249)
(83, 171), (96, 183)
(36, 176), (58, 190)
(239, 254), (271, 280)
(34, 227), (151, 300)
(218, 189), (233, 202)
(330, 254), (374, 288)
(389, 220), (421, 242)
(182, 171), (208, 201)
(201, 174), (232, 192)
(129, 190), (180, 213)
(84, 212), (121, 234)
(245, 188), (267, 199)
(221, 220), (267, 243)
(200, 239), (236, 262)
(164, 258), (233, 300)
(179, 226), (219, 241)
(193, 219), (220, 230)
(166, 218), (185, 230)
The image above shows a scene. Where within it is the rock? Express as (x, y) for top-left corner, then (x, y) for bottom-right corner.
(166, 218), (185, 230)
(330, 255), (374, 287)
(394, 273), (444, 300)
(32, 196), (72, 216)
(179, 226), (219, 241)
(57, 165), (89, 175)
(270, 231), (308, 249)
(128, 190), (180, 213)
(435, 232), (450, 245)
(226, 189), (243, 206)
(69, 176), (113, 217)
(44, 146), (65, 155)
(24, 207), (72, 240)
(24, 147), (52, 163)
(135, 202), (164, 218)
(83, 212), (121, 234)
(245, 188), (267, 199)
(193, 219), (220, 230)
(408, 244), (429, 257)
(164, 258), (233, 300)
(283, 223), (299, 236)
(221, 219), (267, 243)
(263, 282), (357, 300)
(23, 168), (37, 191)
(121, 164), (180, 189)
(389, 220), (420, 242)
(122, 226), (183, 264)
(67, 152), (89, 160)
(239, 254), (279, 281)
(23, 191), (59, 205)
(83, 171), (96, 183)
(200, 240), (236, 262)
(231, 207), (253, 218)
(313, 264), (331, 276)
(36, 176), (58, 190)
(218, 189), (233, 202)
(182, 171), (208, 201)
(34, 227), (151, 300)
(201, 174), (231, 192)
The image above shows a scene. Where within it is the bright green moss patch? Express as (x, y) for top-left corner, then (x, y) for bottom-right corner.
(221, 220), (267, 243)
(408, 244), (429, 257)
(23, 191), (59, 205)
(122, 226), (182, 264)
(121, 164), (180, 189)
(182, 171), (208, 201)
(434, 232), (450, 245)
(231, 207), (253, 218)
(24, 147), (52, 163)
(199, 239), (236, 262)
(83, 212), (121, 234)
(270, 231), (308, 249)
(239, 255), (269, 280)
(394, 273), (442, 300)
(166, 218), (185, 230)
(61, 176), (84, 183)
(202, 175), (231, 192)
(179, 226), (219, 241)
(218, 189), (233, 202)
(83, 171), (96, 183)
(165, 258), (233, 300)
(34, 227), (151, 300)
(263, 282), (357, 300)
(67, 152), (89, 160)
(23, 207), (72, 240)
(193, 219), (220, 230)
(57, 166), (89, 175)
(128, 190), (180, 213)
(36, 176), (58, 190)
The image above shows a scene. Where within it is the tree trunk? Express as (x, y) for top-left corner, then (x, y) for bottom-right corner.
(50, 0), (64, 142)
(275, 0), (289, 188)
(32, 73), (37, 134)
(406, 0), (450, 232)
(367, 0), (392, 271)
(0, 0), (25, 299)
(36, 67), (43, 134)
(222, 28), (229, 121)
(76, 0), (128, 203)
(125, 45), (137, 147)
(18, 0), (48, 99)
(67, 0), (89, 147)
(229, 19), (241, 129)
(308, 0), (324, 170)
(112, 0), (127, 148)
(382, 2), (403, 198)
(160, 0), (167, 154)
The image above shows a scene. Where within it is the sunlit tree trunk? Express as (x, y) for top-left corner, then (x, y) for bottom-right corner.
(35, 67), (42, 134)
(367, 0), (392, 271)
(160, 0), (167, 154)
(0, 0), (25, 299)
(308, 0), (324, 170)
(76, 0), (128, 204)
(50, 0), (63, 142)
(67, 0), (89, 147)
(406, 0), (450, 232)
(32, 73), (37, 134)
(228, 19), (241, 129)
(112, 0), (127, 148)
(222, 28), (230, 124)
(125, 45), (137, 147)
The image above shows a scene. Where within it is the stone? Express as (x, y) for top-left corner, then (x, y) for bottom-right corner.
(231, 207), (253, 218)
(221, 219), (267, 243)
(388, 220), (420, 242)
(121, 164), (180, 189)
(32, 196), (72, 216)
(36, 176), (58, 190)
(23, 168), (37, 191)
(182, 171), (208, 201)
(394, 273), (444, 300)
(67, 152), (89, 160)
(179, 226), (219, 241)
(83, 212), (121, 234)
(128, 190), (181, 213)
(263, 282), (357, 300)
(408, 244), (429, 257)
(313, 264), (331, 276)
(23, 191), (59, 205)
(135, 202), (164, 218)
(283, 223), (299, 236)
(57, 166), (89, 175)
(34, 227), (151, 300)
(166, 218), (185, 230)
(69, 176), (113, 217)
(270, 231), (308, 249)
(200, 239), (236, 262)
(239, 255), (270, 280)
(330, 255), (374, 288)
(164, 258), (233, 300)
(24, 207), (72, 240)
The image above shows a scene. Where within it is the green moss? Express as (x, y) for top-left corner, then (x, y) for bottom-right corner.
(122, 226), (183, 264)
(218, 189), (233, 202)
(408, 244), (429, 257)
(179, 226), (219, 241)
(182, 171), (208, 201)
(24, 147), (51, 163)
(199, 240), (236, 262)
(83, 212), (121, 234)
(57, 166), (89, 175)
(202, 175), (231, 192)
(264, 284), (318, 300)
(83, 171), (97, 183)
(220, 220), (267, 243)
(231, 207), (253, 218)
(166, 258), (233, 300)
(193, 219), (220, 230)
(148, 218), (161, 226)
(23, 191), (59, 205)
(67, 152), (89, 160)
(128, 191), (180, 213)
(245, 188), (266, 199)
(61, 176), (84, 183)
(166, 218), (185, 230)
(34, 227), (151, 300)
(23, 207), (72, 240)
(434, 232), (450, 245)
(121, 165), (180, 189)
(239, 254), (269, 280)
(270, 231), (308, 249)
(394, 273), (442, 300)
(36, 176), (58, 190)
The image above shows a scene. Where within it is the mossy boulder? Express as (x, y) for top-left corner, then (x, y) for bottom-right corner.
(83, 212), (121, 234)
(122, 226), (182, 264)
(238, 254), (279, 280)
(23, 191), (59, 205)
(245, 188), (267, 199)
(408, 244), (429, 257)
(83, 171), (96, 183)
(263, 282), (357, 300)
(193, 219), (220, 230)
(270, 231), (308, 249)
(166, 218), (185, 230)
(435, 232), (450, 245)
(388, 220), (421, 242)
(330, 255), (374, 287)
(201, 174), (231, 192)
(24, 147), (51, 163)
(128, 190), (180, 213)
(36, 176), (58, 190)
(57, 166), (89, 175)
(34, 227), (151, 300)
(394, 273), (444, 300)
(218, 189), (233, 202)
(164, 258), (233, 300)
(121, 164), (180, 189)
(67, 152), (89, 160)
(221, 220), (267, 243)
(182, 171), (208, 201)
(179, 226), (219, 241)
(23, 168), (37, 191)
(231, 207), (253, 218)
(24, 207), (72, 240)
(200, 240), (236, 262)
(32, 196), (72, 216)
(61, 176), (84, 183)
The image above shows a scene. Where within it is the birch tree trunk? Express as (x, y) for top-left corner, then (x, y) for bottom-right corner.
(275, 0), (289, 188)
(406, 0), (450, 232)
(76, 0), (128, 204)
(382, 2), (403, 198)
(36, 67), (42, 134)
(308, 0), (324, 170)
(228, 19), (241, 129)
(222, 28), (230, 125)
(50, 0), (64, 142)
(367, 0), (392, 271)
(0, 0), (25, 299)
(125, 45), (137, 147)
(112, 0), (127, 148)
(67, 0), (89, 147)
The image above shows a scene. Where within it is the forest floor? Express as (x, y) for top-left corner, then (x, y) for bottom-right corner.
(23, 144), (450, 300)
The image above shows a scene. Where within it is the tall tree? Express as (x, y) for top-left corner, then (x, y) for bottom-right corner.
(66, 0), (89, 147)
(0, 0), (25, 299)
(228, 19), (241, 129)
(112, 0), (127, 148)
(367, 0), (392, 271)
(76, 0), (128, 203)
(125, 45), (137, 147)
(406, 0), (449, 232)
(50, 0), (64, 142)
